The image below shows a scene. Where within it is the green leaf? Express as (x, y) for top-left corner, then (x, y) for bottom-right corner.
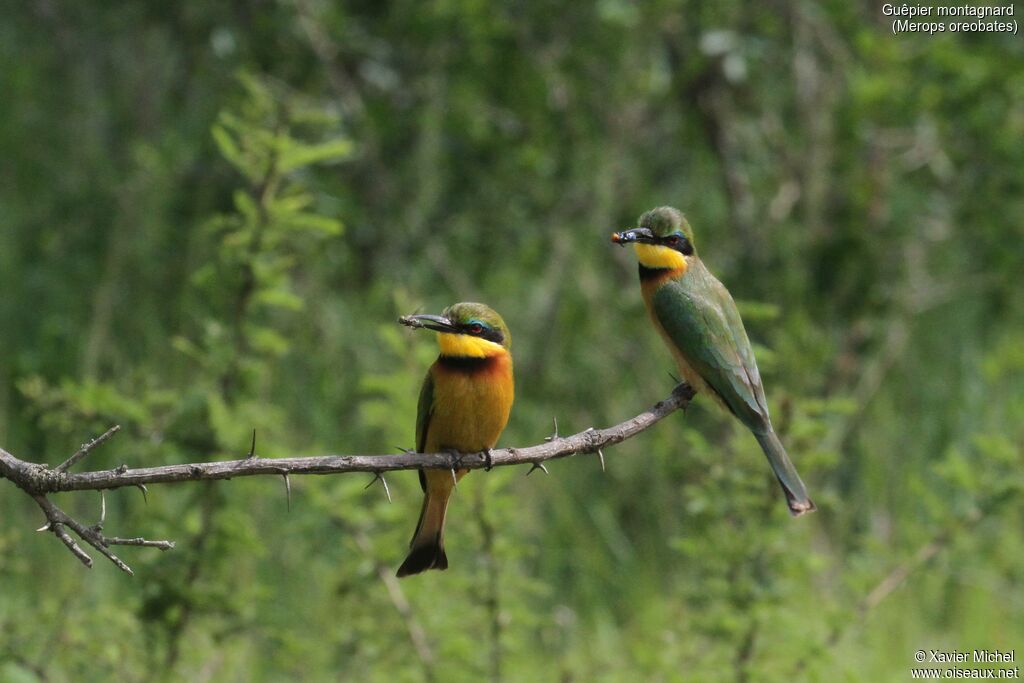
(253, 288), (305, 311)
(211, 124), (245, 172)
(278, 212), (343, 236)
(248, 326), (290, 356)
(232, 190), (260, 224)
(278, 138), (353, 173)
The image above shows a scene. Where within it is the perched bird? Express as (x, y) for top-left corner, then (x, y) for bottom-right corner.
(612, 207), (815, 515)
(395, 302), (515, 576)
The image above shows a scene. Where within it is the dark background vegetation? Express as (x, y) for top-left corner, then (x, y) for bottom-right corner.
(1, 1), (1021, 680)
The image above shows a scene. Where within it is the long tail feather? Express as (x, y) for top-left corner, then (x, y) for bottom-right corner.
(754, 430), (816, 516)
(396, 491), (450, 577)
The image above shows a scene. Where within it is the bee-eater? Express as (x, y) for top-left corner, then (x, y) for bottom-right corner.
(396, 302), (515, 576)
(612, 207), (815, 516)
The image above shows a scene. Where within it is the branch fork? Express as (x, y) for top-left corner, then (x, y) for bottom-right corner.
(33, 493), (174, 575)
(3, 425), (175, 574)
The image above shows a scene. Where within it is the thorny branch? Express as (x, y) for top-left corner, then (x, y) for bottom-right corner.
(32, 493), (174, 576)
(55, 424), (121, 473)
(0, 384), (695, 574)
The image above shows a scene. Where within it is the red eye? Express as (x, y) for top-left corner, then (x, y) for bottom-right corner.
(667, 235), (680, 244)
(468, 324), (484, 334)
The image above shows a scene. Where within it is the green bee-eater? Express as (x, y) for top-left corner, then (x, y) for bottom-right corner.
(396, 303), (515, 576)
(612, 207), (815, 516)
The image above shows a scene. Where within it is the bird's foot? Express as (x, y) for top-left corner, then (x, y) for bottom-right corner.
(483, 448), (494, 472)
(442, 449), (467, 487)
(443, 448), (468, 469)
(672, 381), (696, 402)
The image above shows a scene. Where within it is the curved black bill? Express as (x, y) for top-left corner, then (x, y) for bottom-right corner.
(399, 313), (457, 333)
(610, 227), (656, 245)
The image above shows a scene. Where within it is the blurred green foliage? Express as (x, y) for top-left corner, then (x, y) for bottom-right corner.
(0, 1), (1021, 681)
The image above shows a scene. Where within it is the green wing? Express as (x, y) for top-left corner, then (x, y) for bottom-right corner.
(652, 271), (771, 430)
(414, 368), (435, 491)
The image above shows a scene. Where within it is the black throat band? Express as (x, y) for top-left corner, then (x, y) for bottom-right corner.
(437, 355), (497, 373)
(639, 264), (674, 281)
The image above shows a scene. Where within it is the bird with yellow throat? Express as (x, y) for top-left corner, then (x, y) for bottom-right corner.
(612, 207), (815, 516)
(396, 302), (514, 576)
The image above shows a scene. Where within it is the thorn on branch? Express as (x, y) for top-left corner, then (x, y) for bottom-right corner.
(54, 425), (121, 473)
(526, 461), (549, 476)
(136, 484), (148, 504)
(597, 448), (606, 472)
(543, 417), (559, 442)
(246, 430), (257, 459)
(364, 471), (392, 503)
(282, 472), (292, 511)
(96, 490), (107, 529)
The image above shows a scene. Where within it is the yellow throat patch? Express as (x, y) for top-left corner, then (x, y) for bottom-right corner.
(438, 333), (506, 358)
(634, 243), (687, 271)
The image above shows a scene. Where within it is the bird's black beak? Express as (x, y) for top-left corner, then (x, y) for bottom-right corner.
(399, 313), (458, 333)
(611, 227), (656, 246)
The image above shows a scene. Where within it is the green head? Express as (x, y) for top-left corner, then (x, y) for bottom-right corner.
(399, 301), (511, 350)
(611, 206), (696, 256)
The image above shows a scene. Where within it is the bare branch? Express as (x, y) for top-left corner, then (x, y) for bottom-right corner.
(54, 424), (121, 473)
(31, 493), (174, 574)
(1, 385), (694, 495)
(0, 384), (695, 571)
